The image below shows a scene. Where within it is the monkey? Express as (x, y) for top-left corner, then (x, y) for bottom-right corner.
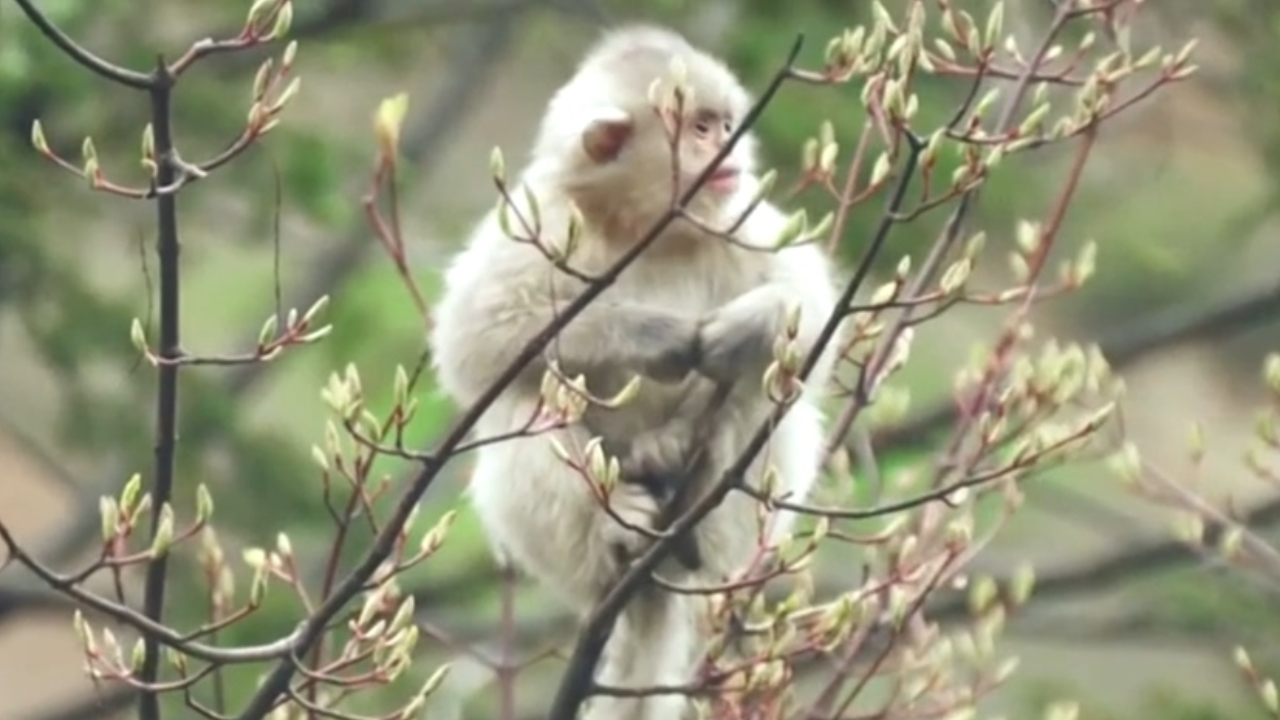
(428, 24), (841, 720)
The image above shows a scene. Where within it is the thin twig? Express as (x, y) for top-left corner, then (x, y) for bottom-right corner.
(223, 9), (530, 396)
(10, 0), (152, 89)
(822, 0), (1079, 466)
(872, 279), (1280, 453)
(0, 522), (300, 662)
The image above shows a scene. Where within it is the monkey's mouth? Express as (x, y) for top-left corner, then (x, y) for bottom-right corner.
(706, 165), (740, 193)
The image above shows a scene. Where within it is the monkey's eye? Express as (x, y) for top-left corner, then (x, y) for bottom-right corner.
(693, 119), (713, 136)
(722, 120), (734, 135)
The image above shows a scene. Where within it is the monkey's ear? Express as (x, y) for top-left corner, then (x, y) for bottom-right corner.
(581, 108), (634, 164)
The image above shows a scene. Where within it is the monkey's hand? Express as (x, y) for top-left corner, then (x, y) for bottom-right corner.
(624, 419), (714, 571)
(618, 421), (697, 497)
(696, 289), (787, 384)
(629, 311), (702, 383)
(599, 481), (663, 561)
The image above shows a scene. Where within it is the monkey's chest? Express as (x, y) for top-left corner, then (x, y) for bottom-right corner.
(608, 269), (748, 318)
(586, 251), (764, 435)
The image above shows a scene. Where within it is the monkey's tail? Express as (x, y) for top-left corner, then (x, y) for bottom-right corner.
(585, 587), (699, 720)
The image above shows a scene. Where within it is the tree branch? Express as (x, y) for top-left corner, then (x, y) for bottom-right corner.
(224, 2), (535, 397)
(0, 0), (535, 633)
(134, 54), (184, 720)
(0, 413), (130, 584)
(291, 0), (553, 39)
(10, 0), (152, 89)
(871, 278), (1280, 452)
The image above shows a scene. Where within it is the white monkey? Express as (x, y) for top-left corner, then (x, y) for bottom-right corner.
(429, 24), (841, 720)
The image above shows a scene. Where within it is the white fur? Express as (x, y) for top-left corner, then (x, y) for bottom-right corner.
(428, 25), (841, 720)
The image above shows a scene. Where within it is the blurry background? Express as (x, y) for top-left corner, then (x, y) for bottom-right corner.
(0, 0), (1278, 718)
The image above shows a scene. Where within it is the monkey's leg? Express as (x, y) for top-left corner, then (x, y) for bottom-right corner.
(646, 462), (707, 571)
(589, 430), (705, 570)
(584, 587), (699, 720)
(756, 398), (827, 547)
(602, 381), (735, 572)
(468, 412), (665, 609)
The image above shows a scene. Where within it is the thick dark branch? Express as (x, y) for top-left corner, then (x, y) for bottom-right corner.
(2, 0), (545, 617)
(0, 521), (300, 662)
(210, 0), (579, 77)
(412, 493), (1280, 661)
(10, 0), (152, 89)
(0, 586), (75, 619)
(137, 56), (181, 720)
(980, 494), (1280, 606)
(872, 279), (1280, 452)
(292, 0), (545, 38)
(16, 686), (136, 720)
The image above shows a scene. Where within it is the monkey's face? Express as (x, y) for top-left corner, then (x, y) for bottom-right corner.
(576, 106), (752, 221)
(572, 107), (754, 234)
(674, 108), (743, 199)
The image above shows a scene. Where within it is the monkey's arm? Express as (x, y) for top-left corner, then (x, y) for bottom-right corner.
(431, 241), (702, 404)
(698, 203), (840, 384)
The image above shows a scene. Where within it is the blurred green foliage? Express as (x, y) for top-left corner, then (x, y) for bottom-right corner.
(1, 0), (1279, 717)
(0, 1), (467, 713)
(1216, 0), (1280, 199)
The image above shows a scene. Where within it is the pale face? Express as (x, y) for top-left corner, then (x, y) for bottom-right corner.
(548, 45), (759, 233)
(677, 107), (743, 197)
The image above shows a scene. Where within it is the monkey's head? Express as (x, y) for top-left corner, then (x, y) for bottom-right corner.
(532, 26), (759, 237)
